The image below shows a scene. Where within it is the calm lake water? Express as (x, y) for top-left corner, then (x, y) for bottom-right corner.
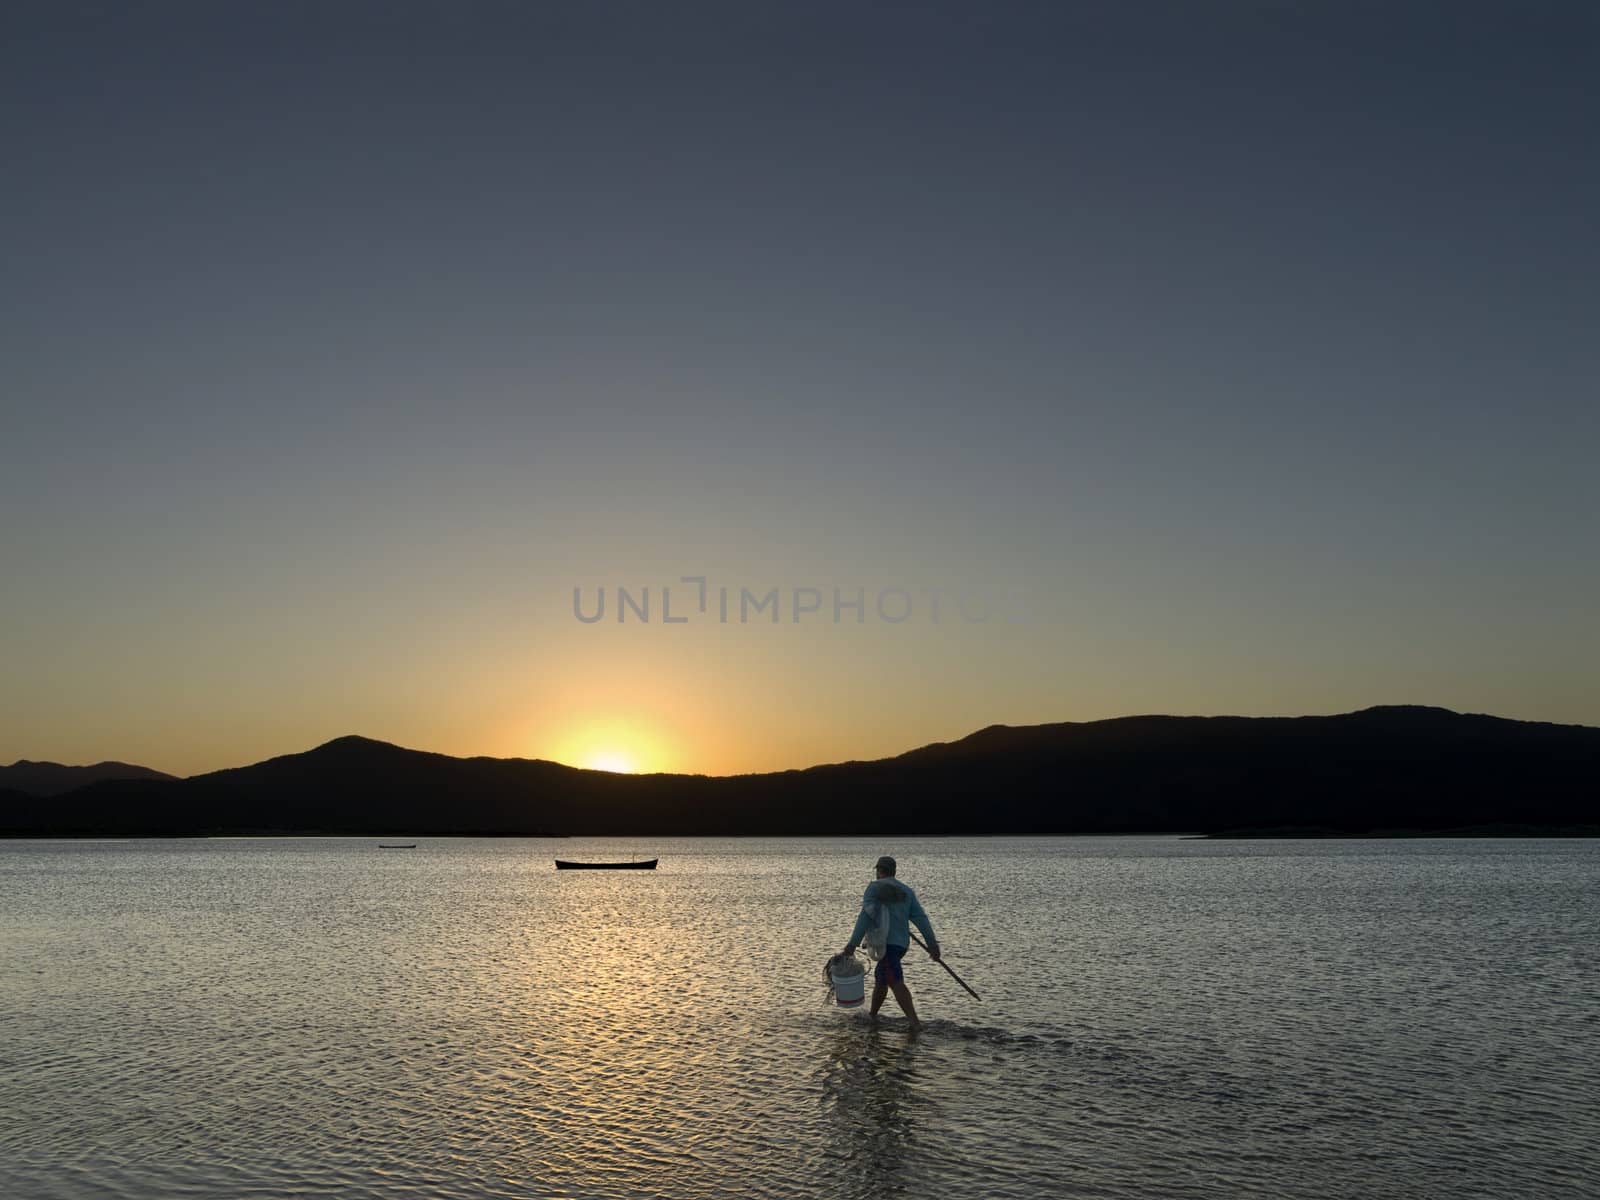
(2, 836), (1597, 1199)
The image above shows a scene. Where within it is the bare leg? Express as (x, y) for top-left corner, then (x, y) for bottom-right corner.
(889, 982), (921, 1026)
(869, 981), (888, 1017)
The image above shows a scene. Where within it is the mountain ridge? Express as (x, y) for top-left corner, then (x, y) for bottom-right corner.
(3, 707), (1596, 837)
(0, 760), (178, 797)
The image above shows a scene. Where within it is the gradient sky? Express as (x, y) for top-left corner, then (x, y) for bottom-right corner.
(4, 2), (1597, 776)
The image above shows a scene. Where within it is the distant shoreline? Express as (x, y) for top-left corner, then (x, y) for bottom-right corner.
(1200, 824), (1600, 839)
(7, 708), (1597, 840)
(4, 827), (1598, 841)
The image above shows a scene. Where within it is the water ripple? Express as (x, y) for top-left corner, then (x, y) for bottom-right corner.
(2, 836), (1597, 1198)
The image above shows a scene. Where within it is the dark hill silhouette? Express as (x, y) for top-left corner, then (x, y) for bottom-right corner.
(0, 759), (176, 796)
(2, 707), (1596, 836)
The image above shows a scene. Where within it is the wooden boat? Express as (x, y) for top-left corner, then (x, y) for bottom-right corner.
(379, 844), (417, 849)
(555, 858), (657, 870)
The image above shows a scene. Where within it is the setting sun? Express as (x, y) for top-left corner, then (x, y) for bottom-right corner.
(537, 711), (683, 775)
(585, 750), (638, 774)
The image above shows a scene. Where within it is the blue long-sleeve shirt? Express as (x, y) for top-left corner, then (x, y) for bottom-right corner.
(847, 878), (937, 952)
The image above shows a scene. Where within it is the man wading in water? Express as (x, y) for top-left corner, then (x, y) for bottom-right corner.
(841, 855), (941, 1026)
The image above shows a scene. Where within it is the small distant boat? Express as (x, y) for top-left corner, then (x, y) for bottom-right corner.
(379, 844), (417, 850)
(555, 858), (657, 870)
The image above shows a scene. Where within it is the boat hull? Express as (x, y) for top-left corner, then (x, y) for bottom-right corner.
(554, 859), (658, 870)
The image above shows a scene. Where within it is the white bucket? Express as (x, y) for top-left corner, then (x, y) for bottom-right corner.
(829, 965), (865, 1007)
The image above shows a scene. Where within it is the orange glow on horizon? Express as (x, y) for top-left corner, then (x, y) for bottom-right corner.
(540, 713), (681, 775)
(584, 749), (638, 774)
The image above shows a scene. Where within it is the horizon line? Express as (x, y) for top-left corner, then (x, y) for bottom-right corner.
(9, 702), (1588, 782)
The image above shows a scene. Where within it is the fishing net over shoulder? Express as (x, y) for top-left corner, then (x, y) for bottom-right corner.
(860, 879), (905, 961)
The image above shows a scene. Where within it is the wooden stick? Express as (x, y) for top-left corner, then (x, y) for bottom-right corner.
(908, 933), (980, 1000)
